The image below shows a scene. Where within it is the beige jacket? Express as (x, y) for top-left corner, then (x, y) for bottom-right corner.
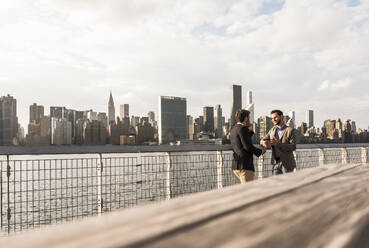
(262, 125), (296, 172)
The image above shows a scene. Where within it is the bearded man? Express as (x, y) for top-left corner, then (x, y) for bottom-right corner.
(261, 110), (296, 174)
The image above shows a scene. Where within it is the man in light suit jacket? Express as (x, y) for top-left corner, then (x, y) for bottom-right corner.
(261, 110), (296, 173)
(230, 109), (265, 183)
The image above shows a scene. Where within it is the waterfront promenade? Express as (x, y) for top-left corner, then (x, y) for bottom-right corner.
(1, 162), (368, 247)
(0, 144), (369, 246)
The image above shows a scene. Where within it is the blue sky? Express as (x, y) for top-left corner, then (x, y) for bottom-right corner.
(0, 0), (369, 131)
(346, 0), (361, 7)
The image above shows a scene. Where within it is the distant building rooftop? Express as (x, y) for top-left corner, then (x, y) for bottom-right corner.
(160, 96), (187, 101)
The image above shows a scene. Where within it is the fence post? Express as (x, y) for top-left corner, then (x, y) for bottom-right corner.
(342, 148), (348, 164)
(6, 155), (11, 234)
(216, 151), (223, 189)
(165, 152), (171, 200)
(257, 155), (264, 180)
(292, 151), (297, 172)
(319, 148), (325, 166)
(362, 147), (367, 164)
(97, 153), (103, 216)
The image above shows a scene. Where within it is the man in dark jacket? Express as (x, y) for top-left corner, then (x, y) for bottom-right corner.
(230, 109), (265, 183)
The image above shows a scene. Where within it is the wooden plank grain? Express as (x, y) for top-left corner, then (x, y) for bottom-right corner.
(148, 166), (369, 248)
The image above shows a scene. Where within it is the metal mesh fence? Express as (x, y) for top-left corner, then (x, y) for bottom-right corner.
(347, 148), (363, 164)
(102, 156), (139, 211)
(296, 149), (320, 169)
(170, 152), (218, 198)
(221, 152), (239, 187)
(324, 148), (343, 164)
(1, 157), (99, 233)
(0, 146), (367, 235)
(262, 151), (274, 177)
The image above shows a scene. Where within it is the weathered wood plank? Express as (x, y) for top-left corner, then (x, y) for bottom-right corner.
(149, 165), (369, 248)
(0, 163), (367, 248)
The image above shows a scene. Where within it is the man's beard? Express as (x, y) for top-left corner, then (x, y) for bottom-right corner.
(276, 119), (282, 125)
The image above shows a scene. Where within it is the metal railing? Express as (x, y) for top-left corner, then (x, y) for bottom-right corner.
(0, 144), (368, 235)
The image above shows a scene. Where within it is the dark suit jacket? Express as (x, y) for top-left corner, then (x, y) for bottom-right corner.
(230, 123), (263, 171)
(262, 125), (297, 172)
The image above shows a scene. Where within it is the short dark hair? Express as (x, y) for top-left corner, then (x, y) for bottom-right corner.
(235, 109), (250, 123)
(271, 110), (283, 116)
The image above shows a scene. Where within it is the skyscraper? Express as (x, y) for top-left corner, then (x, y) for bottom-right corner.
(39, 116), (50, 137)
(108, 92), (115, 124)
(0, 94), (18, 145)
(120, 104), (129, 119)
(301, 122), (308, 134)
(136, 122), (155, 145)
(83, 120), (107, 145)
(64, 110), (85, 142)
(131, 116), (140, 127)
(306, 110), (314, 128)
(187, 115), (194, 140)
(350, 121), (357, 134)
(50, 106), (65, 119)
(258, 116), (273, 141)
(87, 110), (98, 121)
(203, 106), (214, 132)
(245, 90), (254, 123)
(51, 117), (72, 145)
(148, 111), (155, 126)
(323, 120), (338, 140)
(97, 112), (108, 129)
(194, 117), (203, 137)
(29, 103), (44, 124)
(230, 85), (242, 128)
(288, 111), (296, 127)
(214, 104), (223, 138)
(158, 96), (187, 144)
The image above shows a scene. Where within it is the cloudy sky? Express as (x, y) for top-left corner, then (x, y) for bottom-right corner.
(1, 0), (368, 130)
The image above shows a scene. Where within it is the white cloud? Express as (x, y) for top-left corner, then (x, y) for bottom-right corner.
(0, 0), (369, 130)
(318, 80), (330, 91)
(332, 78), (354, 89)
(318, 78), (354, 91)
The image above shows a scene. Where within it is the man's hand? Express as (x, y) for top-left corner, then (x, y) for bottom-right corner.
(261, 146), (267, 155)
(261, 139), (270, 148)
(270, 138), (279, 146)
(247, 123), (253, 132)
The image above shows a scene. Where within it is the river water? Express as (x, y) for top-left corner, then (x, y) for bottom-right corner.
(0, 147), (366, 234)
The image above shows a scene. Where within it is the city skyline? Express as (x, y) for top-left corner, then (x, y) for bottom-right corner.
(3, 87), (369, 133)
(1, 1), (368, 129)
(1, 91), (367, 146)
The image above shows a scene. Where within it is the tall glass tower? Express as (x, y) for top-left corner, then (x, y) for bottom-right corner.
(158, 96), (187, 144)
(306, 110), (314, 128)
(230, 85), (242, 128)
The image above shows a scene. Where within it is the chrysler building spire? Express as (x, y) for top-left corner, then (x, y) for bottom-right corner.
(108, 91), (115, 124)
